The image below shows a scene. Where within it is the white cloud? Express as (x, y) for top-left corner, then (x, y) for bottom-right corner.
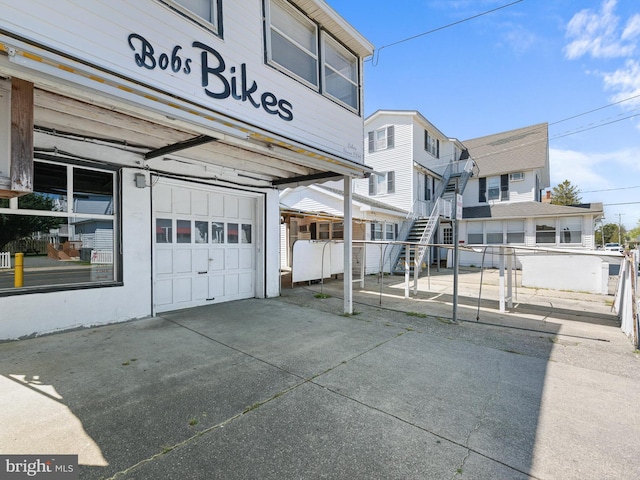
(564, 0), (637, 59)
(602, 59), (640, 105)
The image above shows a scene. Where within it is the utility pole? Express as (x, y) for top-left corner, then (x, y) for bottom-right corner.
(618, 213), (624, 246)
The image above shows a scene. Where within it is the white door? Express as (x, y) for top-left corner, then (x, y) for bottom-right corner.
(153, 179), (257, 313)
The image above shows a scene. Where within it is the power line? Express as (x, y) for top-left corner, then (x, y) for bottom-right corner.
(549, 93), (640, 126)
(369, 0), (524, 66)
(580, 185), (640, 193)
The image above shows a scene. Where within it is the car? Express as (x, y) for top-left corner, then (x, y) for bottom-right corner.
(604, 242), (624, 253)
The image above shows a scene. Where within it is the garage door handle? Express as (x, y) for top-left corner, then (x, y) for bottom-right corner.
(198, 271), (208, 274)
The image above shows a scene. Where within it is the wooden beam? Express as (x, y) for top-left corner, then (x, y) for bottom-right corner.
(144, 135), (217, 160)
(10, 78), (34, 193)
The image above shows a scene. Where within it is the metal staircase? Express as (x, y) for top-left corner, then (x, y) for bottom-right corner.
(391, 159), (474, 275)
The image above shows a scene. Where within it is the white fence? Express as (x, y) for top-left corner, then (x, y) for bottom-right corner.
(0, 252), (10, 269)
(614, 249), (639, 348)
(90, 250), (113, 265)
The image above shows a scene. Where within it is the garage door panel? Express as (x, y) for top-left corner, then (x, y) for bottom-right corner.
(174, 189), (191, 214)
(193, 249), (209, 272)
(155, 279), (173, 306)
(239, 247), (254, 269)
(239, 197), (253, 219)
(155, 184), (173, 213)
(226, 249), (239, 270)
(174, 249), (192, 274)
(174, 278), (191, 303)
(225, 196), (239, 218)
(192, 190), (208, 216)
(225, 274), (239, 296)
(238, 272), (253, 295)
(209, 275), (224, 298)
(209, 193), (224, 217)
(192, 276), (208, 300)
(156, 249), (173, 275)
(209, 248), (225, 271)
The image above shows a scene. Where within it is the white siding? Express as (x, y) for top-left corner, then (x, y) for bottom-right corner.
(0, 0), (366, 162)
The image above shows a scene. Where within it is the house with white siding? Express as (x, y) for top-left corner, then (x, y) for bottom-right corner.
(458, 123), (604, 268)
(0, 0), (373, 339)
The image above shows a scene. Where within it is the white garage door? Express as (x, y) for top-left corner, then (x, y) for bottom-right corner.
(153, 179), (257, 313)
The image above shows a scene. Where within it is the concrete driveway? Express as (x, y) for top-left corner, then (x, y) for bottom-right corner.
(1, 277), (639, 479)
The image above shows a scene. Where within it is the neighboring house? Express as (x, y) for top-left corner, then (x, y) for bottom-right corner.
(357, 110), (474, 273)
(459, 123), (604, 267)
(280, 184), (408, 274)
(0, 0), (373, 340)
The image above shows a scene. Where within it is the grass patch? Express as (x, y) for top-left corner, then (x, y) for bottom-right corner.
(435, 317), (453, 325)
(243, 402), (262, 414)
(503, 349), (522, 355)
(406, 311), (427, 318)
(384, 322), (394, 327)
(549, 336), (559, 344)
(314, 293), (331, 299)
(188, 417), (199, 427)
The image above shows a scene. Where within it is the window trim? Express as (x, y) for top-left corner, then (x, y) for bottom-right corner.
(157, 0), (223, 37)
(368, 126), (394, 153)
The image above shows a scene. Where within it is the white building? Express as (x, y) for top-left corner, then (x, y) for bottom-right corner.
(459, 123), (604, 268)
(0, 0), (373, 339)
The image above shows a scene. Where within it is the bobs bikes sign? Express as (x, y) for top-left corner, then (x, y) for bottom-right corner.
(127, 33), (294, 122)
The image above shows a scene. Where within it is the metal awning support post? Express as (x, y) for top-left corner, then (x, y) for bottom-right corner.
(507, 247), (513, 309)
(499, 245), (506, 313)
(360, 242), (365, 289)
(404, 251), (410, 299)
(413, 244), (419, 296)
(343, 176), (353, 314)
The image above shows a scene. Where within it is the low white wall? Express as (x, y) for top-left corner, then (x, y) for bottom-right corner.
(292, 240), (344, 283)
(518, 254), (608, 294)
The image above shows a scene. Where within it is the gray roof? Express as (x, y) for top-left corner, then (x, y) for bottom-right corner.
(463, 123), (549, 182)
(318, 186), (409, 214)
(463, 202), (604, 220)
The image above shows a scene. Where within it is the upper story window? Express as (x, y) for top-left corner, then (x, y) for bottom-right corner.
(267, 0), (318, 88)
(369, 171), (395, 196)
(265, 0), (361, 112)
(424, 130), (439, 158)
(479, 175), (509, 203)
(368, 126), (394, 153)
(159, 0), (222, 36)
(509, 172), (524, 182)
(322, 34), (358, 110)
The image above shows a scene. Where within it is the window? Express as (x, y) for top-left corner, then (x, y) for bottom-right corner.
(424, 130), (439, 158)
(332, 222), (344, 240)
(443, 226), (453, 245)
(177, 220), (191, 243)
(467, 222), (483, 244)
(322, 33), (358, 110)
(536, 220), (555, 244)
(481, 175), (509, 202)
(368, 171), (395, 195)
(506, 220), (525, 244)
(371, 222), (383, 240)
(368, 126), (394, 152)
(486, 221), (503, 244)
(265, 0), (362, 111)
(211, 222), (225, 243)
(509, 172), (524, 182)
(267, 0), (318, 88)
(487, 177), (500, 201)
(159, 0), (222, 36)
(318, 222), (330, 240)
(0, 159), (118, 293)
(559, 217), (581, 244)
(385, 223), (395, 241)
(227, 223), (239, 243)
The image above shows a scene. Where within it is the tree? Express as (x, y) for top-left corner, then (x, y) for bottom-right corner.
(595, 222), (626, 246)
(0, 194), (64, 250)
(550, 180), (582, 206)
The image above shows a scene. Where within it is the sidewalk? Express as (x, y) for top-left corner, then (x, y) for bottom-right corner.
(0, 276), (638, 479)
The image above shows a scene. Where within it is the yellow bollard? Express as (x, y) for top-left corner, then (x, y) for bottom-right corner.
(14, 252), (23, 288)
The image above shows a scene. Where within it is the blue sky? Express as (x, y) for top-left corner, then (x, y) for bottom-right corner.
(327, 0), (640, 230)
